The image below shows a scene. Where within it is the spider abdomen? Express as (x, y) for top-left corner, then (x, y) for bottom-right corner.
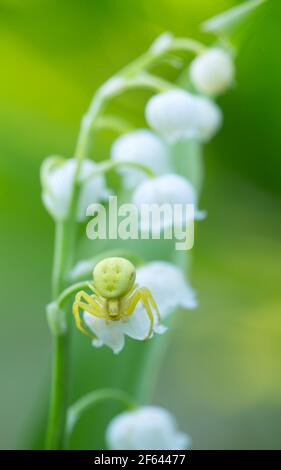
(93, 257), (136, 299)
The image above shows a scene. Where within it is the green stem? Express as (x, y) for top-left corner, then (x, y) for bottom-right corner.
(43, 96), (104, 450)
(66, 389), (135, 446)
(171, 38), (206, 55)
(56, 281), (92, 308)
(82, 159), (155, 183)
(96, 115), (134, 134)
(119, 37), (205, 78)
(46, 333), (69, 449)
(46, 222), (76, 449)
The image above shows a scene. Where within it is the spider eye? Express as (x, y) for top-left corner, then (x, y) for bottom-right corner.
(93, 257), (136, 299)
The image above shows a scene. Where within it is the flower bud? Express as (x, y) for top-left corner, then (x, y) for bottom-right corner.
(106, 406), (191, 450)
(145, 89), (198, 143)
(42, 158), (110, 222)
(190, 48), (234, 96)
(111, 129), (171, 188)
(137, 261), (197, 318)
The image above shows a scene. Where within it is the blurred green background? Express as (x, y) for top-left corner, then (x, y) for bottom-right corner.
(1, 0), (281, 450)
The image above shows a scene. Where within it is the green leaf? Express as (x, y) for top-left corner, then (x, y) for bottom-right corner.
(201, 0), (267, 36)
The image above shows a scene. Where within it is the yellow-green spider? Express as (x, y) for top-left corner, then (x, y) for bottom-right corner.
(73, 257), (161, 340)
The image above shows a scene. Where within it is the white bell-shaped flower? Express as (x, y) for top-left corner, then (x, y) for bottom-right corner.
(145, 89), (222, 143)
(42, 158), (110, 222)
(190, 48), (234, 96)
(111, 129), (171, 188)
(195, 96), (223, 142)
(145, 89), (198, 143)
(137, 261), (197, 318)
(84, 307), (166, 355)
(106, 406), (191, 450)
(132, 173), (203, 234)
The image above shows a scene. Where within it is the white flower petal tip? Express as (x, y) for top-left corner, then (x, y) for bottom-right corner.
(42, 158), (111, 222)
(106, 406), (191, 450)
(111, 129), (171, 188)
(154, 323), (168, 335)
(91, 338), (103, 349)
(150, 32), (174, 55)
(145, 89), (198, 143)
(190, 48), (235, 96)
(137, 261), (197, 319)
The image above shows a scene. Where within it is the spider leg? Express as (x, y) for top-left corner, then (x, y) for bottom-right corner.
(126, 283), (139, 298)
(124, 290), (154, 340)
(76, 291), (105, 316)
(124, 290), (141, 316)
(86, 282), (105, 308)
(120, 283), (139, 310)
(139, 287), (161, 323)
(74, 292), (105, 318)
(73, 301), (92, 338)
(140, 296), (154, 340)
(73, 290), (105, 338)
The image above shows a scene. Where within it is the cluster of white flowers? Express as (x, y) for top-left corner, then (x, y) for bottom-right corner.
(41, 47), (233, 228)
(108, 47), (234, 241)
(106, 406), (191, 450)
(41, 44), (235, 360)
(41, 37), (236, 451)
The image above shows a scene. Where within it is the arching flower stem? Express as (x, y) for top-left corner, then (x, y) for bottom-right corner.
(66, 389), (136, 447)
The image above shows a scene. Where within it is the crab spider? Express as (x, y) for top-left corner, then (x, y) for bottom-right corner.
(73, 257), (161, 341)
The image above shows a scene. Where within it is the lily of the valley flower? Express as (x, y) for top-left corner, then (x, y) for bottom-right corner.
(137, 261), (197, 318)
(106, 406), (191, 450)
(84, 307), (166, 354)
(111, 129), (171, 188)
(145, 89), (222, 143)
(132, 173), (204, 234)
(42, 158), (110, 222)
(145, 89), (198, 143)
(190, 48), (234, 96)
